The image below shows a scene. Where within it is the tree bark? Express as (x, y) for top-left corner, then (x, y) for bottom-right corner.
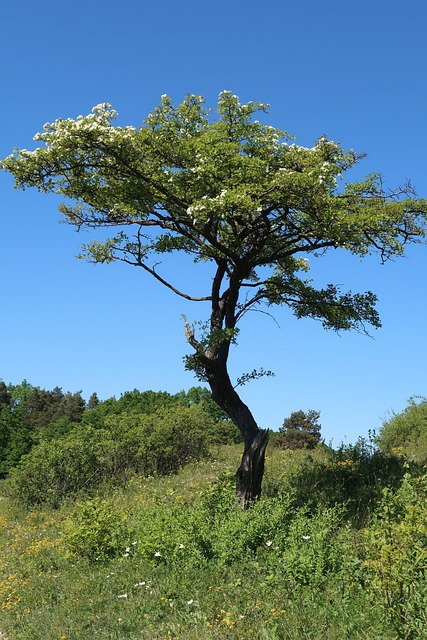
(206, 367), (269, 508)
(235, 428), (269, 508)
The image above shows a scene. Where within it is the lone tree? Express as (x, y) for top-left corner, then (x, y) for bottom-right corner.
(276, 409), (322, 450)
(2, 92), (427, 505)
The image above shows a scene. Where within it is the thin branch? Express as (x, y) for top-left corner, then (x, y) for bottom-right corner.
(237, 305), (281, 328)
(118, 254), (211, 301)
(137, 261), (211, 301)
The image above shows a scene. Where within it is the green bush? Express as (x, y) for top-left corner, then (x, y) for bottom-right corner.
(6, 406), (210, 508)
(378, 397), (427, 462)
(82, 386), (243, 444)
(275, 439), (407, 526)
(61, 497), (133, 561)
(362, 472), (427, 639)
(276, 506), (353, 588)
(105, 405), (210, 476)
(5, 426), (116, 508)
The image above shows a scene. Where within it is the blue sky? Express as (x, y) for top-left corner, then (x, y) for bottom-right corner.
(1, 0), (426, 444)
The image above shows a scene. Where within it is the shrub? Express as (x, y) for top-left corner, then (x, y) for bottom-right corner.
(5, 426), (116, 508)
(131, 473), (295, 568)
(105, 405), (210, 476)
(362, 472), (427, 639)
(271, 439), (407, 526)
(377, 397), (427, 463)
(6, 406), (210, 508)
(61, 497), (132, 561)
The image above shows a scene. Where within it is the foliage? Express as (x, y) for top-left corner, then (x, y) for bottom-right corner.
(105, 405), (211, 477)
(377, 396), (427, 462)
(0, 380), (11, 406)
(86, 392), (100, 411)
(0, 402), (34, 477)
(5, 426), (113, 508)
(0, 382), (239, 480)
(0, 380), (86, 476)
(275, 409), (322, 449)
(6, 406), (211, 508)
(268, 438), (407, 526)
(82, 389), (179, 423)
(4, 95), (426, 309)
(61, 497), (133, 561)
(3, 94), (427, 499)
(362, 473), (427, 639)
(179, 387), (242, 443)
(82, 386), (241, 443)
(1, 444), (426, 639)
(14, 382), (86, 429)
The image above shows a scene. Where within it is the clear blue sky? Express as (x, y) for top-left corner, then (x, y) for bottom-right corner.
(1, 0), (426, 444)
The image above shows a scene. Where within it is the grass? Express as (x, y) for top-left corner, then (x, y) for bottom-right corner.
(1, 445), (426, 639)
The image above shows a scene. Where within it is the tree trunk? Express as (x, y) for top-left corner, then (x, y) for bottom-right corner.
(206, 368), (269, 508)
(235, 428), (269, 508)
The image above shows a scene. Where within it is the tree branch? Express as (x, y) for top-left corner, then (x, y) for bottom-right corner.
(132, 260), (211, 301)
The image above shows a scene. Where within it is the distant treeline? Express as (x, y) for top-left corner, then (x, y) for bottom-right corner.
(2, 379), (426, 485)
(0, 380), (242, 478)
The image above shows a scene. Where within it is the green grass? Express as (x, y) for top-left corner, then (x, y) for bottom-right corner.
(1, 445), (426, 639)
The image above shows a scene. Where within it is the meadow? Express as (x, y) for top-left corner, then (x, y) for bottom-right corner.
(1, 441), (426, 640)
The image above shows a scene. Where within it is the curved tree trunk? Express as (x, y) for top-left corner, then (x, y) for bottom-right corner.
(206, 367), (269, 508)
(235, 428), (269, 508)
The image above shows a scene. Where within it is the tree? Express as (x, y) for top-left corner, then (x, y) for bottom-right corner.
(0, 403), (34, 477)
(2, 93), (427, 505)
(275, 409), (322, 450)
(86, 392), (100, 411)
(0, 381), (12, 407)
(16, 385), (85, 429)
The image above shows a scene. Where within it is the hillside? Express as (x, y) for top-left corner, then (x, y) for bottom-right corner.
(1, 442), (426, 640)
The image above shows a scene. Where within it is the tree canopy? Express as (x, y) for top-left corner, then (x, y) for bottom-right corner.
(3, 93), (426, 335)
(276, 409), (322, 450)
(3, 91), (427, 502)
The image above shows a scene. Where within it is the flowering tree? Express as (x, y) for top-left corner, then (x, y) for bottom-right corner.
(2, 92), (427, 505)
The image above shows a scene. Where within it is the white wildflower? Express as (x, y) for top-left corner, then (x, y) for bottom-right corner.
(302, 535), (311, 540)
